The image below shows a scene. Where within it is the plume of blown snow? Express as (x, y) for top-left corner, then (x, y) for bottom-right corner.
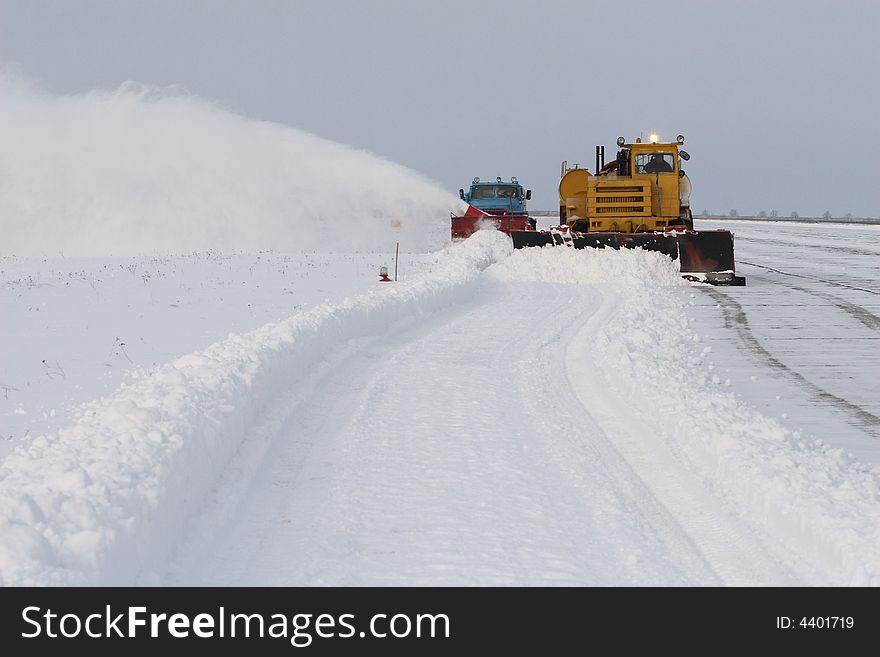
(0, 71), (462, 255)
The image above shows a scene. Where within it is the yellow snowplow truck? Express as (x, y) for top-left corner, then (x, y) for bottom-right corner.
(511, 134), (745, 285)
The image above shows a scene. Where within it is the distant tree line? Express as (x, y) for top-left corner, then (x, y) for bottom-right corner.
(697, 209), (869, 220)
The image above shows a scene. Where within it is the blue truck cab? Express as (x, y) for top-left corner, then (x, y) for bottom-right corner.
(459, 177), (531, 216)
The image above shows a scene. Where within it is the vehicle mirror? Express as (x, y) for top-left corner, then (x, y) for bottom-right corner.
(526, 190), (532, 200)
(459, 189), (465, 200)
(679, 150), (690, 161)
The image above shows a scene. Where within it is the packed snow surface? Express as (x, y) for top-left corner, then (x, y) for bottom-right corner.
(0, 71), (459, 256)
(693, 219), (880, 464)
(2, 229), (879, 586)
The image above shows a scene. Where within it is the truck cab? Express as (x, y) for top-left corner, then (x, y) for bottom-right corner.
(451, 176), (535, 240)
(459, 177), (531, 217)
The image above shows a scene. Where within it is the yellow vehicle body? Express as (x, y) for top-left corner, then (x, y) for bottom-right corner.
(509, 133), (744, 285)
(559, 138), (692, 233)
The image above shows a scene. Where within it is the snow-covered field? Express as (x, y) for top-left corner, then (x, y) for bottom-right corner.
(2, 224), (879, 586)
(0, 250), (434, 454)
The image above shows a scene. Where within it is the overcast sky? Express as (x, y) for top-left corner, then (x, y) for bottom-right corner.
(1, 0), (878, 216)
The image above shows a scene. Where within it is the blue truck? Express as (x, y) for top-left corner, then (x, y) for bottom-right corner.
(452, 177), (535, 239)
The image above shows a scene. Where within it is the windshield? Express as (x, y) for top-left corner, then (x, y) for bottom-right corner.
(635, 152), (675, 174)
(471, 185), (521, 199)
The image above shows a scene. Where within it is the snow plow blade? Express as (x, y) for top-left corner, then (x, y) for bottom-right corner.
(510, 228), (746, 286)
(451, 203), (535, 240)
(452, 213), (533, 240)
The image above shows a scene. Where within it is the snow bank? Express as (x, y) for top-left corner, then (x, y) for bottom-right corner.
(0, 71), (460, 256)
(489, 243), (683, 288)
(493, 247), (880, 585)
(0, 230), (512, 585)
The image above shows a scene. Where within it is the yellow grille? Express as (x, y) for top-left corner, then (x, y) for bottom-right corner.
(587, 178), (651, 217)
(595, 185), (643, 193)
(595, 196), (644, 203)
(595, 206), (644, 214)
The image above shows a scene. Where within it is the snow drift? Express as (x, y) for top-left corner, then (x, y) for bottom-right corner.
(492, 248), (880, 585)
(0, 71), (460, 256)
(0, 231), (512, 585)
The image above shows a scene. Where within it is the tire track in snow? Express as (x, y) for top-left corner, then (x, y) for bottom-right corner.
(486, 283), (722, 585)
(738, 260), (879, 296)
(703, 287), (880, 437)
(737, 237), (880, 259)
(783, 283), (880, 333)
(566, 292), (801, 586)
(336, 279), (799, 585)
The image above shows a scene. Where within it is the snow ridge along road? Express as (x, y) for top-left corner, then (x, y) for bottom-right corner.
(2, 230), (879, 585)
(171, 245), (879, 586)
(0, 232), (510, 585)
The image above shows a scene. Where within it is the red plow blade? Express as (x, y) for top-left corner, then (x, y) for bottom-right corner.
(451, 205), (534, 240)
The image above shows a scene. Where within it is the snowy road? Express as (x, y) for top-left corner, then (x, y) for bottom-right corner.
(168, 272), (794, 586)
(163, 227), (880, 586)
(3, 228), (880, 587)
(694, 220), (880, 466)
